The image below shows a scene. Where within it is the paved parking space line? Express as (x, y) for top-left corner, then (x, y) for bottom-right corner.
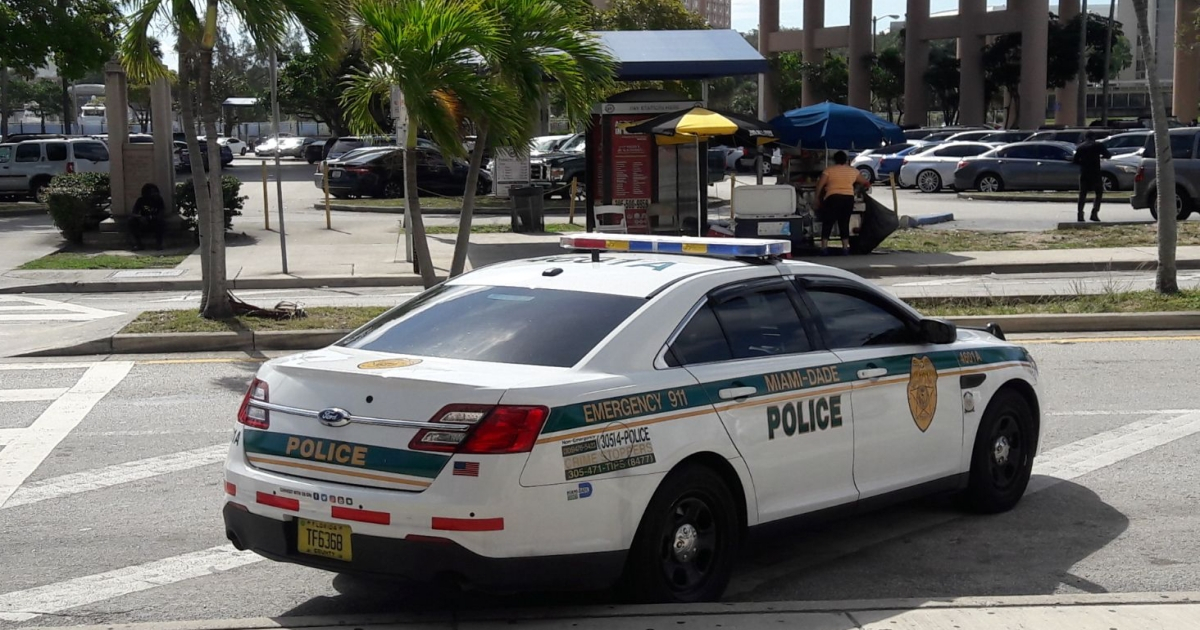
(0, 296), (121, 323)
(0, 388), (69, 403)
(0, 545), (261, 623)
(2, 445), (229, 510)
(0, 362), (134, 508)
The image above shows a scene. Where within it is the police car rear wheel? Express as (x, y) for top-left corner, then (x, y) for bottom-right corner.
(623, 465), (739, 603)
(964, 390), (1034, 513)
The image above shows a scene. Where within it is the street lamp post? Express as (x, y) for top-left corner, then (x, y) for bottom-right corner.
(873, 14), (900, 52)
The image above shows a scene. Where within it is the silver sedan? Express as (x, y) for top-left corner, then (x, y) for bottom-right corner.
(953, 141), (1137, 192)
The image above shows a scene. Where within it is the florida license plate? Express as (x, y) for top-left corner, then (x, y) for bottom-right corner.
(757, 221), (791, 236)
(329, 169), (343, 178)
(297, 518), (352, 562)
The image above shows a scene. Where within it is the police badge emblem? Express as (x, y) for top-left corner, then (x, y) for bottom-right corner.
(907, 356), (938, 432)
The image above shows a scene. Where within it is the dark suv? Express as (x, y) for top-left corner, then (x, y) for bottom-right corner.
(1131, 128), (1200, 221)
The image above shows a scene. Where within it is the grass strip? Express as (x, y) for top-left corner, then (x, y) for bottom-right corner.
(20, 252), (190, 270)
(121, 306), (390, 334)
(883, 223), (1200, 253)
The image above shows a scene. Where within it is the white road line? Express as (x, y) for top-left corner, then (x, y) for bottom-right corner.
(0, 545), (261, 623)
(0, 296), (122, 321)
(1047, 409), (1200, 417)
(2, 445), (228, 510)
(0, 363), (96, 371)
(0, 362), (133, 508)
(0, 388), (69, 403)
(0, 429), (18, 447)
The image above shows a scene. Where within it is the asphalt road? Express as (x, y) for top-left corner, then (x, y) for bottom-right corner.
(1, 335), (1199, 626)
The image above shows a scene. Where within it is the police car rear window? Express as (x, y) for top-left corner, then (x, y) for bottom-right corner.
(338, 285), (643, 367)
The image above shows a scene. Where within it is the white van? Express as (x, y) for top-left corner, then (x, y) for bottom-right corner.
(0, 138), (111, 199)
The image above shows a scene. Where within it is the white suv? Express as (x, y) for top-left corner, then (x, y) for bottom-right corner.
(0, 138), (111, 199)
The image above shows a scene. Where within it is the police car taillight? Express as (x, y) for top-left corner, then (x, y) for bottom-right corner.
(237, 378), (270, 429)
(410, 404), (549, 455)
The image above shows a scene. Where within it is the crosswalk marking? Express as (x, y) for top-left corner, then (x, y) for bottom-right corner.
(0, 296), (122, 323)
(0, 388), (69, 403)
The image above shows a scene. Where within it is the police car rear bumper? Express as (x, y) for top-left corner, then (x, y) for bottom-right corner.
(223, 503), (626, 591)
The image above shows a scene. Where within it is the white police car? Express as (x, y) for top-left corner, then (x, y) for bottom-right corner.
(223, 234), (1040, 603)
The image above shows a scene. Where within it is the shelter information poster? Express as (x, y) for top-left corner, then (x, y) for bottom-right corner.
(491, 147), (530, 198)
(610, 116), (653, 204)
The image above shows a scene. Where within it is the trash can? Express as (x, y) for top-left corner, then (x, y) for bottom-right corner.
(510, 186), (545, 233)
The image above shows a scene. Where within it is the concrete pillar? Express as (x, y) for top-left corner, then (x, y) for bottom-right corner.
(103, 61), (129, 218)
(848, 0), (873, 110)
(1054, 0), (1081, 125)
(150, 77), (175, 217)
(801, 0), (825, 106)
(759, 0), (781, 118)
(957, 0), (986, 125)
(1018, 0), (1050, 130)
(1174, 0), (1200, 123)
(903, 0), (930, 126)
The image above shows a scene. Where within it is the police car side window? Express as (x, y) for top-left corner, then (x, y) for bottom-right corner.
(710, 289), (812, 359)
(806, 288), (918, 348)
(665, 303), (733, 367)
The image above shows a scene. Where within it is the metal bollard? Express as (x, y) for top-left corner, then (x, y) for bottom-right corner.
(323, 162), (332, 230)
(261, 160), (269, 230)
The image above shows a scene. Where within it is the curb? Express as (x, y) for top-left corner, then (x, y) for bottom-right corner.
(956, 192), (1134, 204)
(0, 275), (432, 295)
(1056, 220), (1157, 229)
(0, 207), (48, 218)
(314, 203), (577, 216)
(899, 213), (954, 228)
(843, 258), (1200, 277)
(23, 313), (1200, 357)
(18, 592), (1200, 630)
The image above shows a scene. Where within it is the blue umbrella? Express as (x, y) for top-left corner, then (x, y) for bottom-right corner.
(769, 102), (905, 150)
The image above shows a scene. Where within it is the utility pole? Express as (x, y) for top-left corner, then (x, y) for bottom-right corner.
(1101, 0), (1116, 125)
(270, 48), (288, 274)
(1077, 0), (1089, 126)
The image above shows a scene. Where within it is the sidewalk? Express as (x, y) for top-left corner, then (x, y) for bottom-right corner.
(3, 208), (1199, 294)
(22, 592), (1200, 630)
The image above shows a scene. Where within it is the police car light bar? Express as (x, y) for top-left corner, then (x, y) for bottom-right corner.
(560, 233), (790, 258)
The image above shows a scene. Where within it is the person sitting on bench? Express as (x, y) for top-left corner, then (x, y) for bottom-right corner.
(129, 183), (166, 251)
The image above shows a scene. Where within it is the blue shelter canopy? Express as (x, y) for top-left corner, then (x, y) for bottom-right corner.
(591, 30), (768, 81)
(770, 102), (906, 149)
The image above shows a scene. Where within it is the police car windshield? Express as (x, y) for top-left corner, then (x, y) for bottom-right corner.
(339, 285), (644, 367)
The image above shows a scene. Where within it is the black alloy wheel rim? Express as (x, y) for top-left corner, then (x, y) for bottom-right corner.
(658, 494), (719, 594)
(988, 413), (1024, 489)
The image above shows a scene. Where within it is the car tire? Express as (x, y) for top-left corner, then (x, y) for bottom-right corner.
(1148, 187), (1193, 221)
(30, 177), (51, 203)
(382, 181), (405, 199)
(962, 389), (1035, 514)
(1101, 173), (1118, 192)
(621, 464), (740, 603)
(917, 169), (942, 193)
(858, 166), (875, 183)
(976, 173), (1004, 193)
(240, 148), (247, 156)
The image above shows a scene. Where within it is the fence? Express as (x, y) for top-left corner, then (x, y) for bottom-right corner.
(2, 119), (331, 139)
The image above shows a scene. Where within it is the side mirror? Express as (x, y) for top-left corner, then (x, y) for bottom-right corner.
(919, 318), (958, 345)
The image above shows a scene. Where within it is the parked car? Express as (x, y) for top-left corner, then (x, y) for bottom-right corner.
(902, 126), (979, 141)
(179, 140), (235, 171)
(217, 137), (250, 156)
(942, 130), (1003, 143)
(851, 142), (921, 181)
(323, 135), (429, 162)
(0, 138), (111, 199)
(314, 146), (491, 198)
(1131, 128), (1200, 220)
(953, 141), (1137, 193)
(1100, 131), (1152, 157)
(978, 130), (1034, 144)
(275, 137), (315, 158)
(1025, 128), (1112, 144)
(898, 142), (995, 192)
(530, 134), (574, 157)
(863, 144), (937, 184)
(305, 139), (328, 164)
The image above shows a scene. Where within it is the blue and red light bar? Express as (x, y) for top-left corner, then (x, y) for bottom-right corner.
(560, 233), (790, 258)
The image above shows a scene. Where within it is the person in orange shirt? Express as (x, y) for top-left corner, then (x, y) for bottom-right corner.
(814, 151), (870, 256)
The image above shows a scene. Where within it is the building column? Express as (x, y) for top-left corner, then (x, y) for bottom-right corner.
(903, 0), (930, 126)
(103, 62), (129, 218)
(759, 0), (781, 118)
(150, 77), (175, 217)
(848, 0), (873, 110)
(957, 0), (986, 125)
(1174, 0), (1200, 123)
(1018, 0), (1050, 130)
(801, 0), (826, 106)
(1054, 0), (1081, 125)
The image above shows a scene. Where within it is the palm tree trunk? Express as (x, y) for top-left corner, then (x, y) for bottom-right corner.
(450, 124), (489, 277)
(404, 125), (438, 287)
(195, 0), (233, 319)
(1, 68), (9, 139)
(176, 41), (218, 316)
(1133, 0), (1178, 293)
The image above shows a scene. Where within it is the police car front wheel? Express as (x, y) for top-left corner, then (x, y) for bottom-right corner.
(623, 465), (740, 603)
(964, 389), (1035, 513)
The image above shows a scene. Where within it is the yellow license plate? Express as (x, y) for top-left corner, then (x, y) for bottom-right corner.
(297, 518), (352, 562)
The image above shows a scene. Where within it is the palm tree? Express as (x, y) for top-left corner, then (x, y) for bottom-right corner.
(1131, 0), (1178, 293)
(342, 0), (522, 287)
(121, 0), (345, 318)
(449, 0), (616, 277)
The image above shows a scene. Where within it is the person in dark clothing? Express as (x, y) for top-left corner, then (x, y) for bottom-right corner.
(1072, 132), (1113, 222)
(128, 183), (166, 250)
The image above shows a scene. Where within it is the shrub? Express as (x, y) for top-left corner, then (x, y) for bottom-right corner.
(176, 176), (246, 232)
(44, 173), (111, 244)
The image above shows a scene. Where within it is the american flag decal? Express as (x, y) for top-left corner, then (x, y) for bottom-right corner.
(453, 461), (480, 477)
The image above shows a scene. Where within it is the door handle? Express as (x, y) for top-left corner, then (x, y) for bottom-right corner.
(857, 367), (888, 379)
(718, 386), (757, 400)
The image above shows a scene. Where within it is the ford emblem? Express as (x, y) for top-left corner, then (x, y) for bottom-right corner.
(317, 408), (351, 427)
